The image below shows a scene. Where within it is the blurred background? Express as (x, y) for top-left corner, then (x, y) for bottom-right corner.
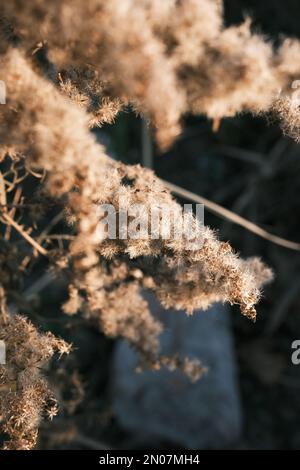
(35, 0), (300, 450)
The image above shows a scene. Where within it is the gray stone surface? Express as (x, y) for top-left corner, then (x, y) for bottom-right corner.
(112, 294), (242, 449)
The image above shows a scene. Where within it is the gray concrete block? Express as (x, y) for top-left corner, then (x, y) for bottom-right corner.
(112, 295), (242, 449)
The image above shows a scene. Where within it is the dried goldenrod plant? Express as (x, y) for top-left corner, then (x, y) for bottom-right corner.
(2, 0), (296, 449)
(0, 295), (70, 450)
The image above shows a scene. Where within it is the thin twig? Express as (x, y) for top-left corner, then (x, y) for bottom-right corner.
(162, 179), (300, 251)
(2, 212), (48, 256)
(39, 234), (75, 241)
(5, 186), (22, 241)
(74, 433), (112, 450)
(0, 171), (7, 207)
(37, 211), (65, 242)
(23, 272), (55, 300)
(0, 203), (39, 208)
(215, 145), (263, 165)
(8, 272), (56, 316)
(21, 211), (65, 270)
(141, 118), (153, 169)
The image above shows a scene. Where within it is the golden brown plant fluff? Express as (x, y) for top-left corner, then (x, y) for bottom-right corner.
(0, 1), (285, 450)
(2, 0), (300, 145)
(0, 49), (272, 331)
(0, 313), (70, 450)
